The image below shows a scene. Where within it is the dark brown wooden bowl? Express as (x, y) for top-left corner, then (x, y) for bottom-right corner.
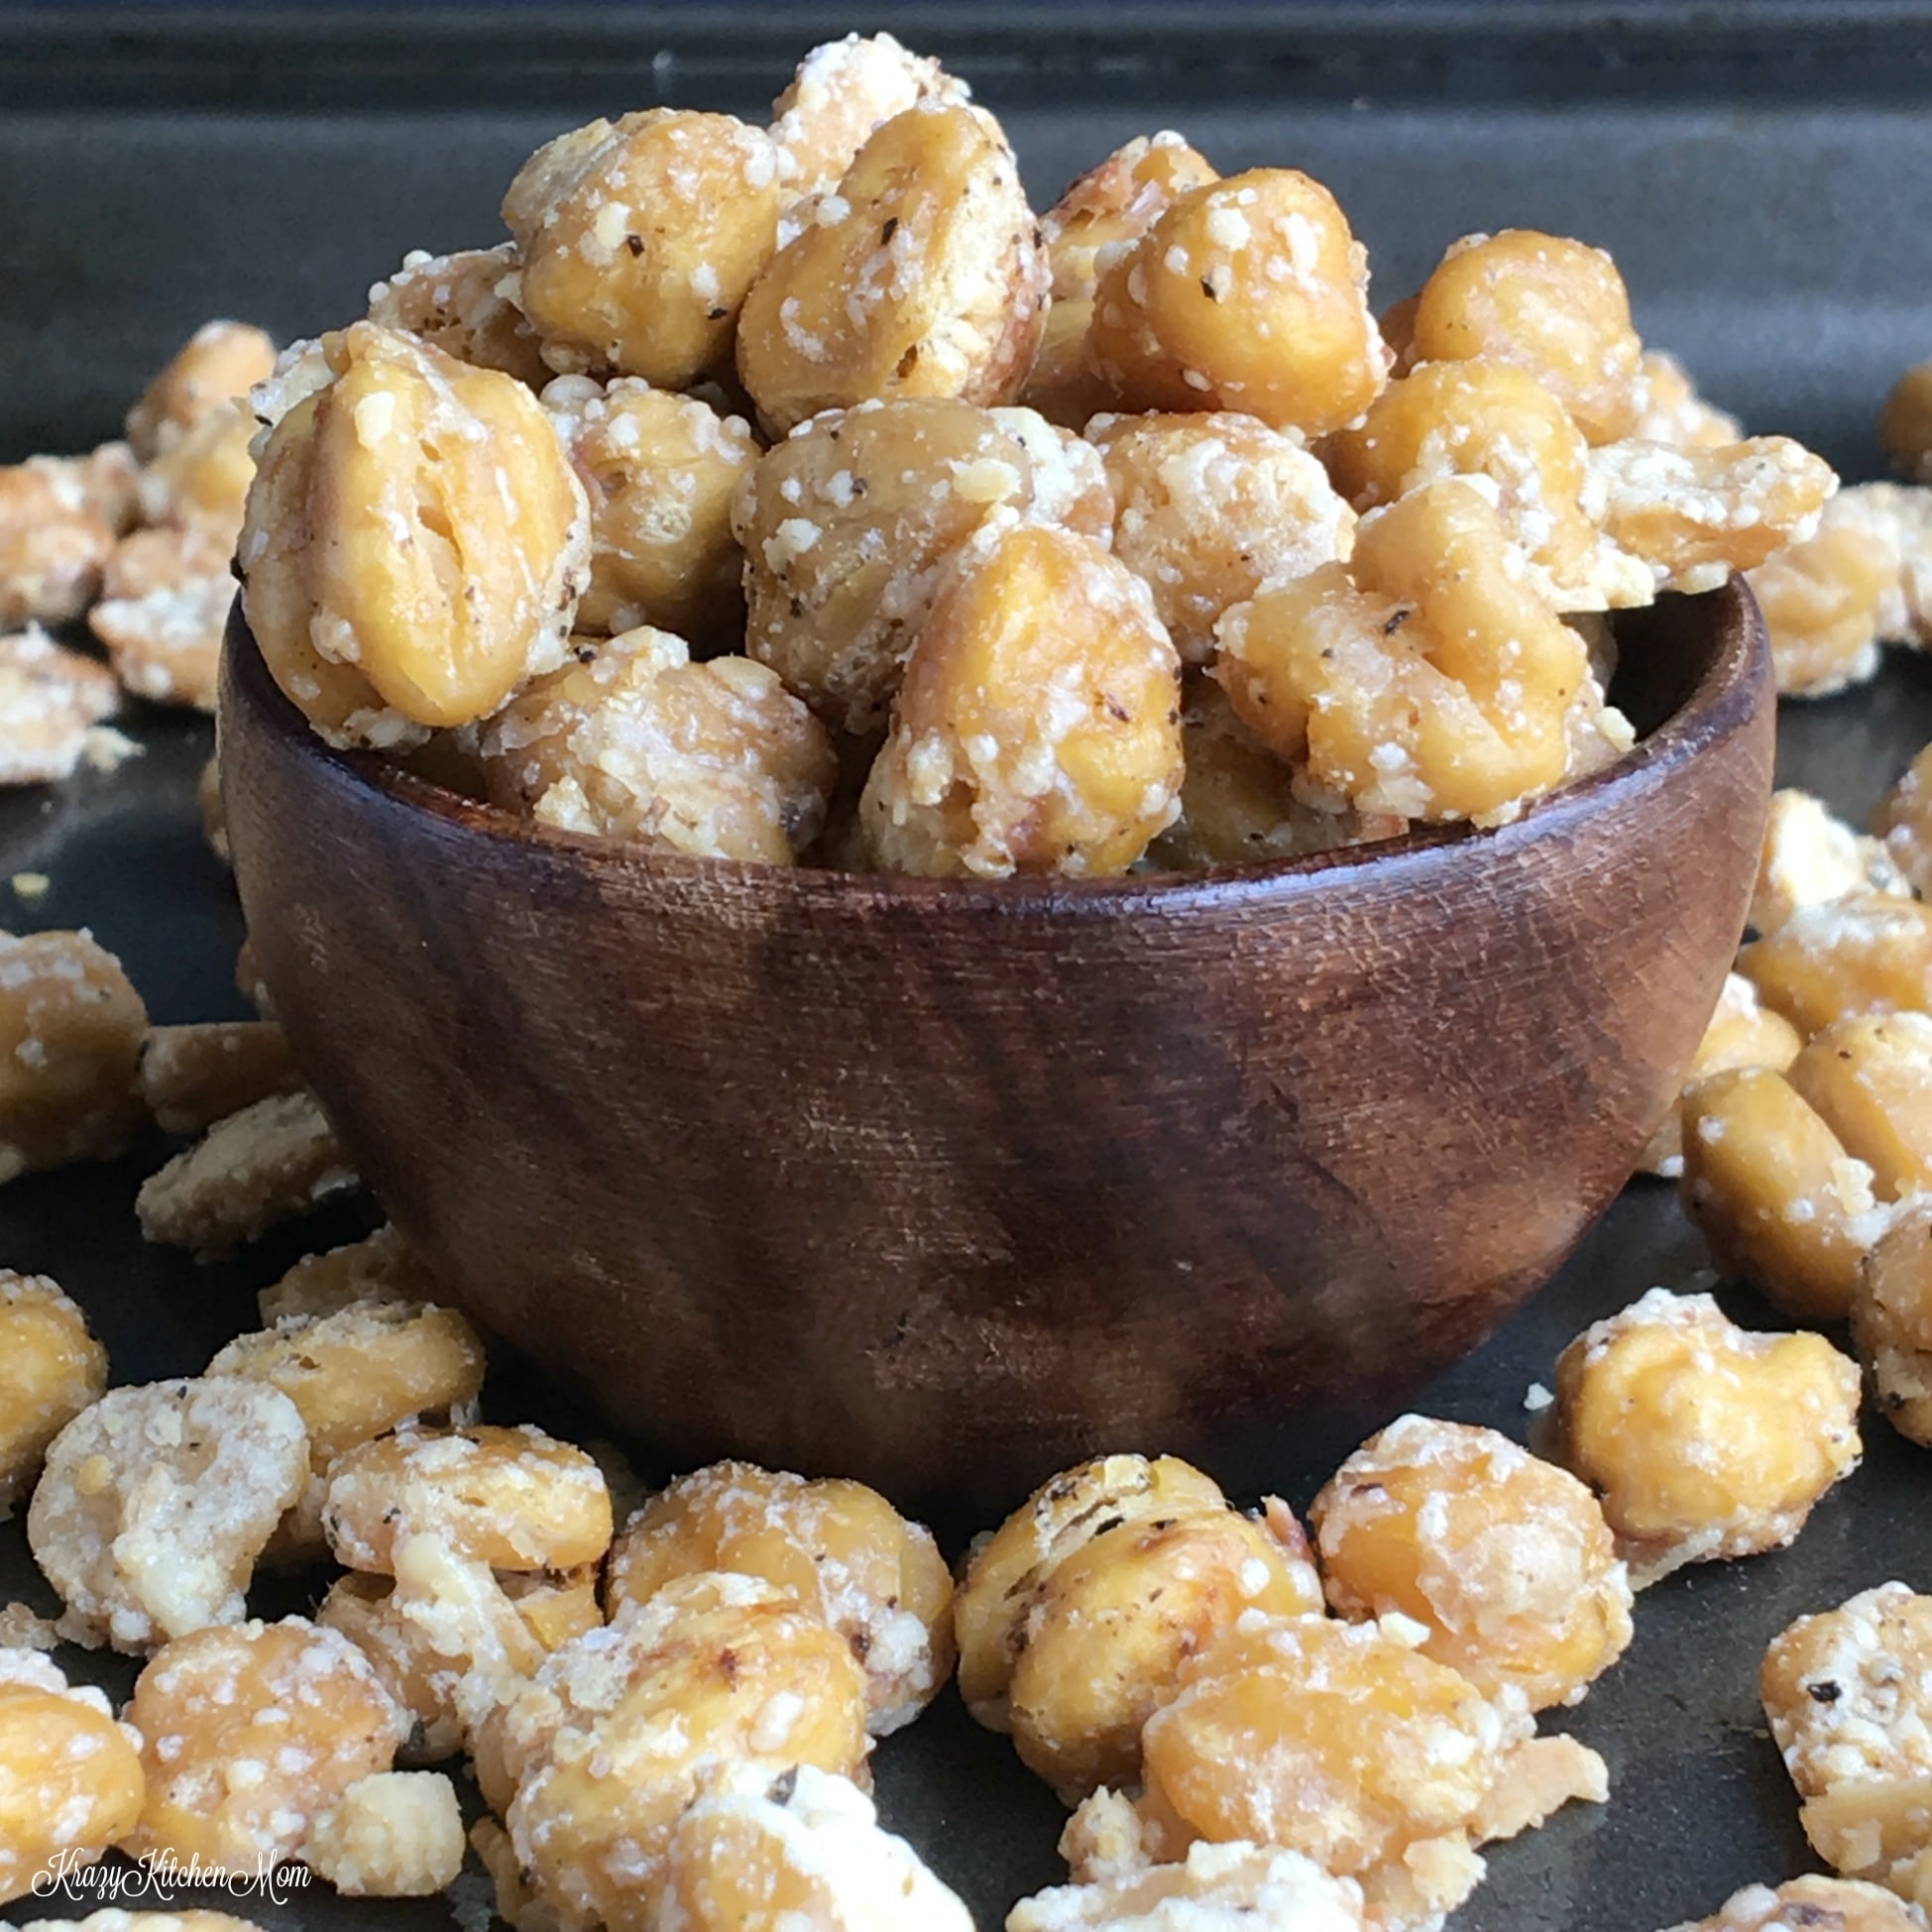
(218, 585), (1772, 1519)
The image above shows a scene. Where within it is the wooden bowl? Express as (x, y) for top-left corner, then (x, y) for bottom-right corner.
(219, 586), (1772, 1519)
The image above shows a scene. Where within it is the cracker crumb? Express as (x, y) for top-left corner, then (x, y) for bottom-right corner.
(306, 1769), (466, 1895)
(0, 1600), (60, 1649)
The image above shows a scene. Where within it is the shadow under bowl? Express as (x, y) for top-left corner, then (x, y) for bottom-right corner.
(219, 584), (1773, 1519)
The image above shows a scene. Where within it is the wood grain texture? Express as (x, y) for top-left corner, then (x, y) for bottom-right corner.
(218, 586), (1773, 1519)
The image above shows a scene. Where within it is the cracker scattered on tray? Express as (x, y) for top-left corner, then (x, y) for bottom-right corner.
(135, 1086), (359, 1258)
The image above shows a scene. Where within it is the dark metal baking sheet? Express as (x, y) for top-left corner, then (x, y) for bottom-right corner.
(8, 2), (1932, 478)
(4, 5), (1932, 1926)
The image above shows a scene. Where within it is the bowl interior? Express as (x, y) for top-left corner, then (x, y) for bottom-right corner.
(246, 581), (1756, 907)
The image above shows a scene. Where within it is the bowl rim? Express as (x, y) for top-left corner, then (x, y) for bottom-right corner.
(223, 578), (1766, 915)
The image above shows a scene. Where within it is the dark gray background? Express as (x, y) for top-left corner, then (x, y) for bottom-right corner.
(4, 2), (1932, 472)
(3, 5), (1932, 1927)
